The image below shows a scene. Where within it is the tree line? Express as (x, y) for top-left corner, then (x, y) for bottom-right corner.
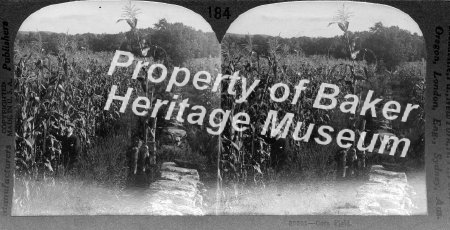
(226, 22), (425, 70)
(16, 19), (221, 66)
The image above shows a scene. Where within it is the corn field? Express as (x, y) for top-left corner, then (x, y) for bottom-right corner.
(216, 4), (425, 191)
(12, 1), (425, 215)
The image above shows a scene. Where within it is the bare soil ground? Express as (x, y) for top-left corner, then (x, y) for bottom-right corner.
(207, 172), (426, 215)
(12, 172), (426, 215)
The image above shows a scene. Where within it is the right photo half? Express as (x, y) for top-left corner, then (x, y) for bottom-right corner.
(218, 1), (426, 215)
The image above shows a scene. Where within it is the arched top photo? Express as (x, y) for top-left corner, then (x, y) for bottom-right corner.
(19, 0), (214, 35)
(227, 1), (422, 38)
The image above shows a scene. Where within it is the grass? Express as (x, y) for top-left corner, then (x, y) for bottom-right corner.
(12, 114), (216, 215)
(78, 133), (130, 187)
(12, 175), (156, 215)
(13, 132), (131, 215)
(211, 178), (363, 215)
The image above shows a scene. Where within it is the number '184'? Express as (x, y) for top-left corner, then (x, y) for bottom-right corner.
(208, 7), (231, 19)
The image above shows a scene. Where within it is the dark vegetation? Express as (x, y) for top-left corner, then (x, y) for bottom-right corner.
(13, 17), (220, 189)
(16, 19), (220, 66)
(226, 22), (425, 70)
(218, 19), (425, 193)
(13, 21), (425, 184)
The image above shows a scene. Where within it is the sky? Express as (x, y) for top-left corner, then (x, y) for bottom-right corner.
(19, 0), (214, 34)
(227, 1), (423, 38)
(19, 1), (422, 38)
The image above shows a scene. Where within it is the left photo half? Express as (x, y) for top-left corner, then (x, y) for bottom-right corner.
(12, 0), (221, 215)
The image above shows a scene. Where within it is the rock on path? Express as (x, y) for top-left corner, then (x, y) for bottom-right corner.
(146, 162), (204, 215)
(339, 165), (417, 215)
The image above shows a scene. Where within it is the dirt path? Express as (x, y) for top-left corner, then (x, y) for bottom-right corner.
(208, 171), (426, 215)
(209, 180), (362, 215)
(13, 170), (426, 215)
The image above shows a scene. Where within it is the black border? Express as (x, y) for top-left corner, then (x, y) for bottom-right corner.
(1, 1), (449, 229)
